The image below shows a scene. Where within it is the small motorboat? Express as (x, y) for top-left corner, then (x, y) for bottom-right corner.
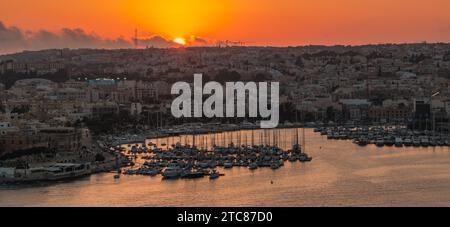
(224, 162), (233, 169)
(209, 171), (221, 180)
(270, 163), (280, 170)
(403, 138), (412, 146)
(248, 162), (258, 170)
(395, 137), (403, 147)
(375, 138), (385, 147)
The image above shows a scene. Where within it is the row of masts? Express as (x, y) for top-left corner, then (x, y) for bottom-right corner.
(147, 108), (308, 151)
(149, 128), (307, 152)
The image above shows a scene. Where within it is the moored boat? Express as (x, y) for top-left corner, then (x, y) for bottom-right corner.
(413, 138), (421, 147)
(0, 163), (91, 183)
(162, 164), (183, 179)
(403, 138), (412, 146)
(420, 137), (429, 147)
(209, 170), (221, 180)
(395, 137), (403, 147)
(357, 137), (369, 146)
(248, 162), (258, 170)
(375, 138), (385, 147)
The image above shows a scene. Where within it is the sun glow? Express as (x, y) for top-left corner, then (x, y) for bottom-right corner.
(173, 37), (186, 45)
(125, 0), (233, 38)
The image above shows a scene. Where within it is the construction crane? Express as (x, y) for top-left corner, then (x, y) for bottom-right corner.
(216, 40), (245, 48)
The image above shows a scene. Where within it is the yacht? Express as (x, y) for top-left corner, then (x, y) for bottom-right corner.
(208, 161), (218, 168)
(420, 137), (429, 147)
(284, 121), (295, 128)
(375, 138), (385, 147)
(147, 169), (159, 176)
(333, 132), (341, 139)
(430, 140), (437, 147)
(270, 162), (280, 170)
(327, 134), (334, 140)
(162, 164), (183, 179)
(209, 170), (221, 180)
(224, 161), (233, 169)
(2, 163), (92, 183)
(248, 162), (258, 170)
(181, 169), (205, 179)
(385, 137), (395, 146)
(339, 132), (348, 140)
(298, 153), (312, 162)
(288, 155), (297, 162)
(445, 140), (450, 147)
(139, 165), (160, 176)
(394, 138), (403, 147)
(403, 138), (412, 146)
(199, 162), (209, 169)
(241, 121), (255, 129)
(44, 163), (91, 181)
(412, 138), (421, 147)
(357, 137), (369, 146)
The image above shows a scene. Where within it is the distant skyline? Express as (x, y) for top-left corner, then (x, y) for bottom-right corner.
(1, 0), (450, 53)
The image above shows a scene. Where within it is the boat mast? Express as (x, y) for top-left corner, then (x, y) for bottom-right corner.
(251, 130), (254, 147)
(302, 127), (306, 154)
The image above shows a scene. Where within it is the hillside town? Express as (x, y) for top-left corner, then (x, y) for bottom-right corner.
(1, 43), (450, 169)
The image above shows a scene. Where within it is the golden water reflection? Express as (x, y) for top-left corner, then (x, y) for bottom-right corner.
(1, 128), (450, 207)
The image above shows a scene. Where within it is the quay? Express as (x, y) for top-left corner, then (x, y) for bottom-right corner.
(315, 126), (450, 147)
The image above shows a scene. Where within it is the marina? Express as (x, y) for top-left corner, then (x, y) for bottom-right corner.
(315, 126), (450, 147)
(1, 128), (450, 207)
(1, 0), (449, 210)
(119, 128), (312, 180)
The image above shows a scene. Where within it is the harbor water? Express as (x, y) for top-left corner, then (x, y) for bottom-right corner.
(1, 128), (450, 207)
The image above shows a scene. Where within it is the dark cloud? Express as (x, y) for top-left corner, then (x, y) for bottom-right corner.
(0, 21), (213, 55)
(137, 35), (212, 48)
(138, 36), (176, 48)
(0, 22), (27, 53)
(0, 21), (133, 54)
(193, 37), (208, 45)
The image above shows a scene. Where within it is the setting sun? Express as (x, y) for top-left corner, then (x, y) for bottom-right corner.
(2, 0), (450, 47)
(173, 37), (186, 45)
(124, 0), (232, 39)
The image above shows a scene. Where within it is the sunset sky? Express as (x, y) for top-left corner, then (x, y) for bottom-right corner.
(1, 0), (450, 53)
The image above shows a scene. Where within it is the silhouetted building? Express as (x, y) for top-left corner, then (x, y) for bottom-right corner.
(412, 99), (431, 130)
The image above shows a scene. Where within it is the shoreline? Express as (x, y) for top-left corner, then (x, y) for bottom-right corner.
(101, 122), (409, 147)
(0, 153), (130, 185)
(0, 123), (424, 185)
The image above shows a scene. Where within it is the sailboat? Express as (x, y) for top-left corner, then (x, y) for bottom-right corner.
(290, 114), (312, 162)
(113, 154), (121, 179)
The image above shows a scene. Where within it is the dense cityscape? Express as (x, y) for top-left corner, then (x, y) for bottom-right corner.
(2, 43), (450, 144)
(1, 43), (450, 206)
(2, 0), (450, 214)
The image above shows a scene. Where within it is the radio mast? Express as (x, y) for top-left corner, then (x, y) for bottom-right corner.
(134, 29), (138, 49)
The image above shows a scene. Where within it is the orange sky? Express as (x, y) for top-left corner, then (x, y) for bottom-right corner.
(1, 0), (450, 46)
